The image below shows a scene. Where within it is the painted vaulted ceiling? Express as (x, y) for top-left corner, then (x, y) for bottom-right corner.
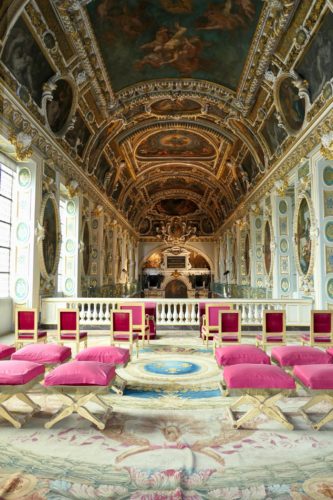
(2, 0), (327, 239)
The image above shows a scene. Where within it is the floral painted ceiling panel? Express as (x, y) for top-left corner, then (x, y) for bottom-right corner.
(87, 0), (263, 92)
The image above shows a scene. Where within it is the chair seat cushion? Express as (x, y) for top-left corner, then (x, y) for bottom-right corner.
(256, 334), (284, 343)
(272, 346), (332, 367)
(0, 360), (45, 385)
(294, 364), (333, 390)
(60, 332), (87, 340)
(12, 344), (71, 364)
(18, 331), (47, 339)
(113, 333), (138, 341)
(215, 345), (270, 367)
(44, 361), (116, 386)
(213, 335), (239, 342)
(301, 334), (331, 343)
(0, 344), (16, 360)
(328, 348), (333, 359)
(76, 346), (130, 365)
(223, 364), (296, 390)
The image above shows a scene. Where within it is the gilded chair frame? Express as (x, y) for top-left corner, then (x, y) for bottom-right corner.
(302, 310), (333, 348)
(119, 302), (150, 345)
(213, 310), (241, 351)
(256, 310), (286, 350)
(15, 307), (46, 349)
(202, 303), (232, 348)
(110, 309), (139, 358)
(57, 309), (87, 354)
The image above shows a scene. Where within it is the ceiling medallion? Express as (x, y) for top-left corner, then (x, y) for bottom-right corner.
(156, 216), (196, 245)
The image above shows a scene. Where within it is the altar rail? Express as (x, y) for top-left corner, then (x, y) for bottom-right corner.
(41, 298), (313, 328)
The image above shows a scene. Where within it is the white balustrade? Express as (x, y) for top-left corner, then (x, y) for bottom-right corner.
(40, 297), (313, 328)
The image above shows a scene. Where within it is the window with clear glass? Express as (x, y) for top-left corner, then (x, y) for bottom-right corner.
(0, 163), (14, 297)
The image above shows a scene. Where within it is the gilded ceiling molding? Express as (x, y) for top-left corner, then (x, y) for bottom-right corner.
(0, 85), (137, 238)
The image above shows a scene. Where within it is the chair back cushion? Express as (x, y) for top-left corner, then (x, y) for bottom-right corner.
(272, 346), (332, 367)
(76, 346), (130, 365)
(207, 304), (231, 327)
(120, 305), (142, 325)
(0, 360), (45, 385)
(112, 311), (131, 332)
(313, 312), (331, 334)
(294, 364), (333, 390)
(221, 312), (239, 333)
(265, 312), (283, 333)
(44, 361), (116, 386)
(18, 311), (35, 330)
(215, 345), (270, 367)
(12, 344), (71, 364)
(145, 302), (156, 320)
(224, 364), (295, 390)
(60, 311), (77, 331)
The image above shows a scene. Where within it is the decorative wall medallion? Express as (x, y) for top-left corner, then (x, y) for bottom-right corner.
(294, 194), (314, 278)
(65, 239), (75, 254)
(46, 78), (75, 135)
(92, 248), (98, 259)
(281, 278), (290, 293)
(324, 191), (333, 217)
(326, 247), (333, 273)
(325, 222), (333, 242)
(16, 222), (30, 243)
(255, 218), (262, 229)
(65, 277), (74, 293)
(15, 278), (28, 300)
(39, 193), (61, 280)
(323, 165), (333, 186)
(279, 200), (287, 214)
(263, 220), (273, 277)
(256, 247), (262, 259)
(276, 76), (305, 134)
(279, 217), (288, 235)
(66, 200), (76, 215)
(327, 278), (333, 299)
(43, 31), (56, 50)
(256, 278), (263, 287)
(280, 239), (288, 253)
(92, 219), (98, 229)
(18, 167), (31, 188)
(280, 256), (289, 274)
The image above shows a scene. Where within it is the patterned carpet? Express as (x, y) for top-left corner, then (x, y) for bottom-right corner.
(1, 333), (333, 499)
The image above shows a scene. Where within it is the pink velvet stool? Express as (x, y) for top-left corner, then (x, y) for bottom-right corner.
(43, 361), (116, 430)
(0, 344), (16, 360)
(293, 364), (333, 430)
(215, 345), (270, 367)
(272, 346), (332, 368)
(223, 364), (295, 430)
(12, 343), (71, 367)
(0, 360), (45, 428)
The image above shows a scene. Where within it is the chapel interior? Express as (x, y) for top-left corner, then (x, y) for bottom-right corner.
(1, 0), (333, 498)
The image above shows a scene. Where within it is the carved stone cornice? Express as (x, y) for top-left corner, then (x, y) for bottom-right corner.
(0, 84), (138, 238)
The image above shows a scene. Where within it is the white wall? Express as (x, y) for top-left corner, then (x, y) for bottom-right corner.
(0, 298), (13, 336)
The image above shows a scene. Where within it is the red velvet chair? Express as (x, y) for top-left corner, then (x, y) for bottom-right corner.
(256, 310), (286, 350)
(201, 303), (232, 347)
(119, 303), (149, 345)
(110, 309), (139, 358)
(213, 310), (241, 351)
(301, 310), (333, 347)
(57, 309), (88, 354)
(15, 308), (47, 349)
(145, 302), (157, 340)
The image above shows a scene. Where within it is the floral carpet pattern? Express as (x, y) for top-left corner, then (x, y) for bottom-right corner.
(0, 334), (333, 499)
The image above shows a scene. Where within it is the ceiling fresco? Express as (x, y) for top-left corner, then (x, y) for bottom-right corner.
(2, 0), (320, 239)
(87, 0), (263, 92)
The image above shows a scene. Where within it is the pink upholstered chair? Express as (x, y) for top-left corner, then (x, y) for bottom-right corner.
(110, 309), (139, 358)
(256, 310), (286, 351)
(57, 309), (88, 354)
(119, 303), (149, 345)
(201, 303), (231, 347)
(15, 308), (47, 349)
(145, 302), (157, 340)
(300, 310), (333, 348)
(213, 310), (241, 351)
